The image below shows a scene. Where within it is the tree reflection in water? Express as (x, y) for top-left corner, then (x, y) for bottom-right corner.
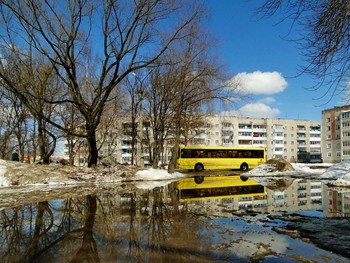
(0, 187), (219, 263)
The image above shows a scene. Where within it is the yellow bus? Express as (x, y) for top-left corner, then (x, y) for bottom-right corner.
(175, 176), (266, 202)
(176, 146), (266, 171)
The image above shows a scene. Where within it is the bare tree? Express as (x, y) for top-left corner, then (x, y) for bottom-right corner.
(257, 0), (350, 102)
(0, 0), (204, 167)
(0, 88), (30, 159)
(0, 46), (63, 164)
(144, 67), (174, 168)
(165, 24), (235, 173)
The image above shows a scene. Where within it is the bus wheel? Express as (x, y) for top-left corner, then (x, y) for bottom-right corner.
(240, 163), (248, 171)
(240, 175), (248, 182)
(194, 163), (204, 172)
(194, 176), (204, 184)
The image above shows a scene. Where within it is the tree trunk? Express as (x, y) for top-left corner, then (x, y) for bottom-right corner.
(37, 120), (50, 164)
(87, 130), (98, 167)
(168, 120), (181, 174)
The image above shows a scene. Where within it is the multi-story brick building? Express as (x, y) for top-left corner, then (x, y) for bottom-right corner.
(322, 105), (350, 163)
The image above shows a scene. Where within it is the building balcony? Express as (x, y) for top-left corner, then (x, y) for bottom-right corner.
(252, 128), (267, 133)
(273, 150), (284, 155)
(222, 127), (233, 131)
(310, 144), (321, 148)
(310, 137), (321, 141)
(238, 128), (252, 132)
(273, 143), (284, 147)
(194, 134), (207, 139)
(238, 136), (253, 140)
(252, 143), (267, 147)
(223, 143), (234, 147)
(253, 136), (267, 140)
(310, 130), (321, 134)
(273, 136), (284, 140)
(273, 128), (283, 133)
(222, 135), (232, 140)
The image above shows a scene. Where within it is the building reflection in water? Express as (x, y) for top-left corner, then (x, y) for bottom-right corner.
(0, 175), (342, 263)
(175, 176), (322, 216)
(323, 185), (350, 217)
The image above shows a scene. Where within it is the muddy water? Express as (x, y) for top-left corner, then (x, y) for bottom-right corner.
(0, 174), (349, 262)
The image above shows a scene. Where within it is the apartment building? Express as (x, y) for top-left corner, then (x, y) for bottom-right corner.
(107, 115), (321, 165)
(200, 116), (321, 162)
(322, 105), (350, 163)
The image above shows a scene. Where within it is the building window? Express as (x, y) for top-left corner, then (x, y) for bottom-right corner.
(326, 117), (331, 122)
(336, 151), (341, 156)
(343, 122), (350, 128)
(342, 112), (350, 119)
(327, 126), (331, 131)
(327, 152), (332, 157)
(343, 141), (350, 147)
(327, 144), (331, 148)
(327, 135), (331, 139)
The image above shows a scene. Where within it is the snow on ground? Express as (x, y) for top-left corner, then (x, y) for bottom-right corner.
(245, 160), (350, 187)
(319, 159), (350, 186)
(134, 168), (185, 181)
(0, 159), (187, 190)
(3, 157), (350, 189)
(0, 160), (9, 187)
(244, 163), (332, 177)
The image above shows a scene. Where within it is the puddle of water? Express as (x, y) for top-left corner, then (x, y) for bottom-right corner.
(0, 174), (349, 262)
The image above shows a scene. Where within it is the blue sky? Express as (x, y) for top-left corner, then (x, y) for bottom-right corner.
(203, 0), (344, 122)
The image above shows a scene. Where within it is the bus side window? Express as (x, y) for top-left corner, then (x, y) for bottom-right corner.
(192, 149), (199, 158)
(181, 149), (192, 158)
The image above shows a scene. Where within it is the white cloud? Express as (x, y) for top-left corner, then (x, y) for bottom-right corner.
(228, 71), (288, 95)
(259, 97), (276, 104)
(221, 103), (281, 118)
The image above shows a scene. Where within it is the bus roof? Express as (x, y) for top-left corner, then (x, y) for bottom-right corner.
(179, 146), (265, 150)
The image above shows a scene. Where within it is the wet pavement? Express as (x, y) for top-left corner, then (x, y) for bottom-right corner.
(0, 172), (349, 262)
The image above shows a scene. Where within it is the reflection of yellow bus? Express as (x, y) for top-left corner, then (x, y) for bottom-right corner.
(176, 146), (266, 171)
(175, 176), (266, 201)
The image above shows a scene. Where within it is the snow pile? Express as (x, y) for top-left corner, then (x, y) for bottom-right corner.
(320, 159), (350, 186)
(0, 160), (9, 187)
(244, 163), (328, 177)
(134, 168), (185, 181)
